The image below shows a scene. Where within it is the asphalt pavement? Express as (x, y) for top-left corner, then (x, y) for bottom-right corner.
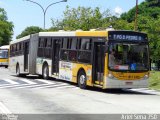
(0, 67), (160, 120)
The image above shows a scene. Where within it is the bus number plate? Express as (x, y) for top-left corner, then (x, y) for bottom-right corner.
(125, 82), (133, 85)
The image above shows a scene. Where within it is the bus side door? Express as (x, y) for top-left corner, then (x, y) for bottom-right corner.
(92, 41), (105, 84)
(24, 41), (29, 72)
(52, 39), (61, 74)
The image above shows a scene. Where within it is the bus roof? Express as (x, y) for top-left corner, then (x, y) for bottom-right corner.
(0, 45), (9, 49)
(10, 35), (30, 44)
(39, 31), (108, 37)
(39, 30), (146, 37)
(10, 30), (147, 45)
(39, 31), (75, 37)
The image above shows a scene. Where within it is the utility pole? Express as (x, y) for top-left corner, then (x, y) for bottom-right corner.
(134, 0), (138, 31)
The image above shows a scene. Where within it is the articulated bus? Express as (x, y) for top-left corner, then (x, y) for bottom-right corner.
(9, 30), (150, 89)
(0, 45), (9, 68)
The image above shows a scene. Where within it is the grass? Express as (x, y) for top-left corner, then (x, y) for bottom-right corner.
(149, 71), (160, 91)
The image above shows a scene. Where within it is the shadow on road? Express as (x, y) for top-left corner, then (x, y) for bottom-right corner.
(12, 75), (157, 95)
(11, 74), (77, 85)
(87, 87), (157, 95)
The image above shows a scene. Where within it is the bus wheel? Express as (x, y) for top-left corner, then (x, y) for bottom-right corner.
(43, 65), (49, 80)
(16, 64), (20, 77)
(78, 71), (87, 89)
(5, 66), (8, 68)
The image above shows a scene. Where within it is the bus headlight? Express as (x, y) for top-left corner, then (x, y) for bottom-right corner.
(108, 73), (114, 78)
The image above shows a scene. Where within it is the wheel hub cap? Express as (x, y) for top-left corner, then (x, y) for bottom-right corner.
(44, 67), (47, 77)
(80, 75), (85, 84)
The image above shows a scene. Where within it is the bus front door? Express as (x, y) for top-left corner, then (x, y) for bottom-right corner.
(24, 41), (29, 72)
(93, 42), (105, 85)
(52, 40), (60, 75)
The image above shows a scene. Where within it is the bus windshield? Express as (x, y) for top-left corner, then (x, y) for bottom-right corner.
(0, 50), (8, 59)
(108, 42), (149, 71)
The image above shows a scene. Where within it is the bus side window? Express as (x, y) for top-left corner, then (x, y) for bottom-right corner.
(39, 38), (44, 47)
(78, 38), (92, 63)
(68, 38), (77, 61)
(38, 38), (44, 58)
(47, 38), (52, 48)
(21, 42), (24, 53)
(60, 38), (69, 61)
(62, 38), (68, 49)
(19, 43), (21, 51)
(44, 38), (47, 47)
(13, 44), (16, 56)
(80, 38), (92, 50)
(10, 45), (12, 57)
(12, 45), (14, 56)
(45, 38), (52, 59)
(71, 38), (77, 50)
(85, 41), (92, 50)
(80, 39), (86, 50)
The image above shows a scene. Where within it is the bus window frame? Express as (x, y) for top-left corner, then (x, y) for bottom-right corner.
(77, 37), (93, 64)
(60, 37), (78, 62)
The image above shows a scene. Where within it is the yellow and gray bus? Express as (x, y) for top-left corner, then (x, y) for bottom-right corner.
(9, 30), (150, 89)
(0, 45), (9, 68)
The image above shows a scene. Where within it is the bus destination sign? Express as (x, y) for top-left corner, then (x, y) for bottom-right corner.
(113, 34), (143, 41)
(108, 31), (147, 41)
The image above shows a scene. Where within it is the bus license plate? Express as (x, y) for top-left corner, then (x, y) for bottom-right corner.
(125, 82), (133, 85)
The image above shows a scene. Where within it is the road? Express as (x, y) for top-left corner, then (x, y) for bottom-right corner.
(0, 67), (160, 120)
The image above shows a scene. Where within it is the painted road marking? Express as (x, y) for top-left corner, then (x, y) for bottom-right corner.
(19, 78), (37, 84)
(0, 78), (79, 89)
(0, 102), (12, 114)
(35, 79), (55, 84)
(2, 78), (19, 84)
(126, 88), (160, 95)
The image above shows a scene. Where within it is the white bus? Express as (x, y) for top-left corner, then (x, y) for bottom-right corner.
(9, 30), (150, 89)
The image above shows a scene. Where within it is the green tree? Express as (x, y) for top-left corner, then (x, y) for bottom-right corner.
(120, 0), (160, 63)
(51, 6), (112, 31)
(0, 8), (13, 45)
(50, 6), (134, 32)
(121, 0), (160, 22)
(102, 17), (134, 30)
(16, 26), (43, 39)
(146, 16), (160, 62)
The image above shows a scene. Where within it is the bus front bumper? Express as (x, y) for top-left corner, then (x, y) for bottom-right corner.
(0, 62), (8, 66)
(105, 77), (148, 89)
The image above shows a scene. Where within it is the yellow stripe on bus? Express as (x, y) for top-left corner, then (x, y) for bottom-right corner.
(76, 31), (108, 37)
(0, 59), (8, 62)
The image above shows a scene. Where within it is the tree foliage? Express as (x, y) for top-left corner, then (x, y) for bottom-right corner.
(50, 6), (132, 32)
(16, 26), (43, 39)
(121, 0), (160, 22)
(121, 0), (160, 62)
(51, 6), (107, 31)
(0, 8), (13, 45)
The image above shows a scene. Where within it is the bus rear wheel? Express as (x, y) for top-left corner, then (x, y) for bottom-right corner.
(43, 64), (49, 80)
(78, 71), (87, 89)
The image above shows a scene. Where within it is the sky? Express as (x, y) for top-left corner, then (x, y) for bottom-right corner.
(0, 0), (145, 40)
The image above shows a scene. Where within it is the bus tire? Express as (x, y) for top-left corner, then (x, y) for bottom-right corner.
(16, 64), (20, 77)
(43, 64), (49, 80)
(78, 70), (87, 89)
(5, 66), (8, 68)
